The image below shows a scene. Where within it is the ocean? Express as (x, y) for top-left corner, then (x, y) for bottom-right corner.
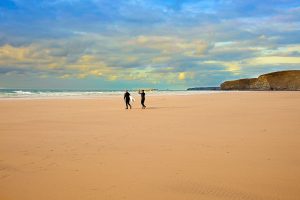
(0, 89), (224, 99)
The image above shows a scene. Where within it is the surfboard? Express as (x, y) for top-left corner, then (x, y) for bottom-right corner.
(130, 96), (135, 102)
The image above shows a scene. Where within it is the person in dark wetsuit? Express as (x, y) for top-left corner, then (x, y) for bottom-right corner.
(124, 90), (131, 109)
(139, 90), (146, 109)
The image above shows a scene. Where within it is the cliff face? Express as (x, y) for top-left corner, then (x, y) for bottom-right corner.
(221, 70), (300, 90)
(220, 78), (256, 90)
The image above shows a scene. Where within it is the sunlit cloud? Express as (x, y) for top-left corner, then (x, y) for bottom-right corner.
(249, 56), (300, 65)
(178, 72), (186, 80)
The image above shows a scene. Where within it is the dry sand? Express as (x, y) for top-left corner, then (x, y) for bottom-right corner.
(0, 92), (300, 200)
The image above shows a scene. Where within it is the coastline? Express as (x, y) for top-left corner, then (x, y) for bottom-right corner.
(1, 92), (300, 200)
(2, 89), (297, 100)
(0, 90), (227, 100)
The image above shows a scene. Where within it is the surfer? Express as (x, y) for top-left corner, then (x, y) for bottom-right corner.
(124, 90), (131, 109)
(138, 90), (146, 109)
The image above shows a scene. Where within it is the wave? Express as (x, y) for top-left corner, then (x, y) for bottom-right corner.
(13, 90), (35, 95)
(0, 89), (124, 99)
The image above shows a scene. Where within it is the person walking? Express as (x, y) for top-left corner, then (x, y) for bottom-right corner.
(138, 89), (146, 109)
(124, 90), (131, 109)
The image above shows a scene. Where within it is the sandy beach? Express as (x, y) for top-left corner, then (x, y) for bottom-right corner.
(0, 92), (300, 200)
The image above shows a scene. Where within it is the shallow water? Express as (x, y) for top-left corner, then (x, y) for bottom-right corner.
(0, 89), (226, 99)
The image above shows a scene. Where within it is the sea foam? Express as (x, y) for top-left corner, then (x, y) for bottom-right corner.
(0, 89), (223, 99)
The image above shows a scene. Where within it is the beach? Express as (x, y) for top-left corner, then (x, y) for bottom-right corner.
(0, 92), (300, 200)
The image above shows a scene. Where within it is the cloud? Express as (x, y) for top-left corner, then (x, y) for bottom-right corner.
(249, 56), (300, 65)
(178, 72), (186, 80)
(130, 35), (209, 57)
(0, 0), (300, 89)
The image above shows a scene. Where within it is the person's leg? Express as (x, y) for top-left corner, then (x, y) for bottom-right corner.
(125, 100), (129, 109)
(141, 99), (146, 108)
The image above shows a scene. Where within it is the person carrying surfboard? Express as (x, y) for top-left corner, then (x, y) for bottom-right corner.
(124, 90), (131, 109)
(138, 89), (146, 109)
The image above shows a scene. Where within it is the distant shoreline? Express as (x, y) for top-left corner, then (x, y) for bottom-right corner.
(0, 89), (227, 99)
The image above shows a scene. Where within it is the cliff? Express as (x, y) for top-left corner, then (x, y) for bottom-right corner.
(220, 70), (300, 91)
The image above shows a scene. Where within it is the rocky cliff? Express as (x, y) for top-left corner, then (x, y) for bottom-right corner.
(220, 70), (300, 90)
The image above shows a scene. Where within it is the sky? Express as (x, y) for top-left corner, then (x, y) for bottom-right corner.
(0, 0), (300, 89)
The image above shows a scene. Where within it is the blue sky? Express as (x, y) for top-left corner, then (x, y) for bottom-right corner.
(0, 0), (300, 89)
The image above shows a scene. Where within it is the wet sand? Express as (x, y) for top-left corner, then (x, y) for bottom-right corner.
(0, 92), (300, 200)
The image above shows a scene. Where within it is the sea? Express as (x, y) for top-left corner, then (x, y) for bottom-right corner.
(0, 89), (224, 99)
